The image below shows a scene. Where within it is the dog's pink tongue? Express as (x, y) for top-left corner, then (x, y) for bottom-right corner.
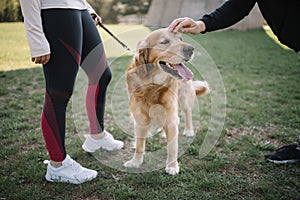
(174, 64), (193, 80)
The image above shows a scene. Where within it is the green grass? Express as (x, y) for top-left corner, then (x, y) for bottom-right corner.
(1, 23), (300, 199)
(0, 23), (33, 70)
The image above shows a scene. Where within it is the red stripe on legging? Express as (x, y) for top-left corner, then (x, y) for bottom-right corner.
(87, 52), (107, 84)
(85, 51), (106, 134)
(86, 84), (100, 134)
(59, 39), (81, 66)
(41, 92), (65, 162)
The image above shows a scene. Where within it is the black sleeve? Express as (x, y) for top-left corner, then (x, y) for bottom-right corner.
(200, 0), (257, 32)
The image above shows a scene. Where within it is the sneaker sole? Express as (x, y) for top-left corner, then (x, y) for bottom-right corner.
(82, 144), (96, 153)
(82, 143), (124, 153)
(267, 158), (299, 164)
(45, 173), (97, 184)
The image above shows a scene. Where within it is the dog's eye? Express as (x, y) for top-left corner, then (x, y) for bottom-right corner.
(160, 39), (170, 44)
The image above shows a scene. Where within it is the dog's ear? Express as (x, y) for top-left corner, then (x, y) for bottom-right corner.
(134, 40), (149, 78)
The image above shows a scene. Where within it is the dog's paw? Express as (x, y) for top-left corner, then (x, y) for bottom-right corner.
(183, 129), (194, 137)
(124, 159), (142, 168)
(166, 161), (179, 176)
(165, 165), (180, 175)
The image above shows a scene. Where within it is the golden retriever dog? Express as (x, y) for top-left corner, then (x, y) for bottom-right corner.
(124, 28), (209, 175)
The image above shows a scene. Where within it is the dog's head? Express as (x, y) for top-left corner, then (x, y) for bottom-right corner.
(134, 28), (194, 81)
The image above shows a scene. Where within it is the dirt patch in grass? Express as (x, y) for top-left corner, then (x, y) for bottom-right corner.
(225, 124), (281, 147)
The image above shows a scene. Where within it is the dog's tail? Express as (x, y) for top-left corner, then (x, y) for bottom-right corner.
(193, 81), (210, 96)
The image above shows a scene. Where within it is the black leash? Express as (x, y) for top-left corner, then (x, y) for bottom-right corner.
(99, 23), (135, 55)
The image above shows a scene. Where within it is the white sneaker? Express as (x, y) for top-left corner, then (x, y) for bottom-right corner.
(82, 131), (124, 152)
(45, 155), (97, 184)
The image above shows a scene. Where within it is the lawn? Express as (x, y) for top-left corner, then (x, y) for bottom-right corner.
(0, 23), (299, 199)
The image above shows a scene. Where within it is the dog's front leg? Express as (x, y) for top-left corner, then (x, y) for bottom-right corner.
(164, 123), (179, 175)
(124, 125), (148, 168)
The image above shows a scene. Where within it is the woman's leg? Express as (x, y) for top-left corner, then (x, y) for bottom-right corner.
(40, 9), (99, 184)
(80, 10), (123, 152)
(41, 9), (83, 162)
(80, 10), (111, 135)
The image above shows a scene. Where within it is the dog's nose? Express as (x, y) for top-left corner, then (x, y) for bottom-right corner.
(183, 45), (194, 58)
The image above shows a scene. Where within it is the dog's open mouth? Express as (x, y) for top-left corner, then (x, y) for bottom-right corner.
(159, 61), (193, 81)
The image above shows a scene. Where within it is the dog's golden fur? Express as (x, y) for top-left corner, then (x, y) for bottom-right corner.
(124, 28), (209, 175)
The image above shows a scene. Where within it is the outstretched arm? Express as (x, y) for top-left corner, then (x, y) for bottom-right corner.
(169, 0), (256, 34)
(201, 0), (256, 32)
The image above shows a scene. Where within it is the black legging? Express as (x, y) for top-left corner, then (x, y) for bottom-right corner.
(40, 9), (111, 162)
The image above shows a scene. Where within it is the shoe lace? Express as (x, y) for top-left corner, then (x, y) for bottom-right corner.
(68, 158), (82, 172)
(104, 132), (114, 141)
(106, 133), (113, 139)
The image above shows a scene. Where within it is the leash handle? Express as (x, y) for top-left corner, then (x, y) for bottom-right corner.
(99, 23), (135, 55)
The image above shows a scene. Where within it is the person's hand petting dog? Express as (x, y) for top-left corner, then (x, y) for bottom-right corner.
(168, 17), (206, 34)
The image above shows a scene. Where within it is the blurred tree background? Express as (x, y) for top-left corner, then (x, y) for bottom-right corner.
(0, 0), (152, 23)
(0, 0), (22, 22)
(89, 0), (152, 23)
